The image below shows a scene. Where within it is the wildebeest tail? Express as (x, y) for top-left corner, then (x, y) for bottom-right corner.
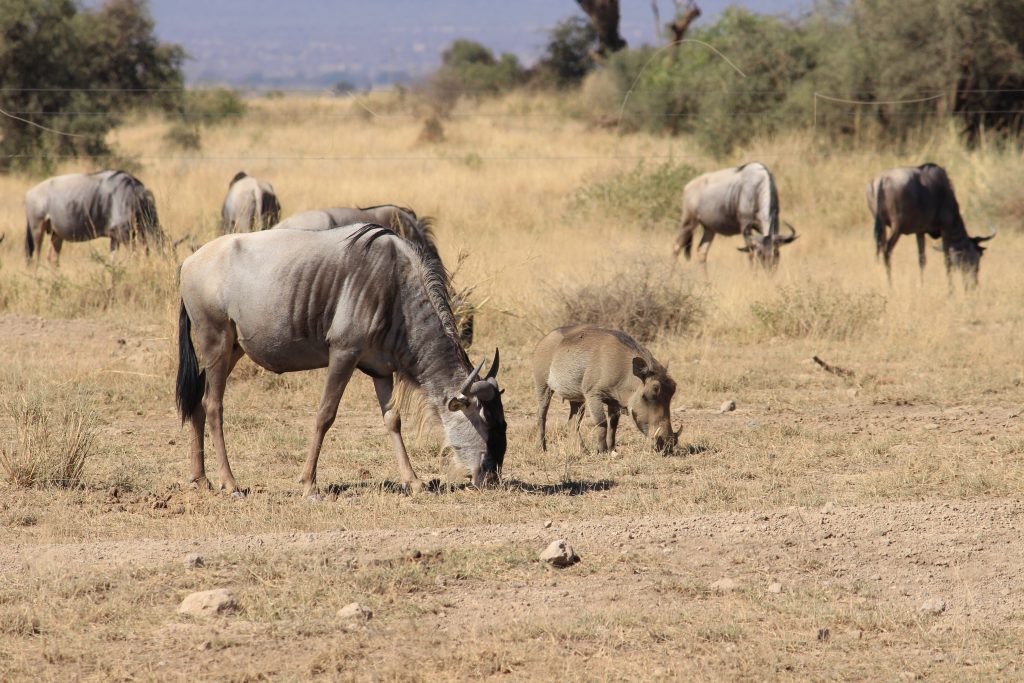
(176, 300), (206, 423)
(24, 217), (34, 260)
(873, 180), (886, 259)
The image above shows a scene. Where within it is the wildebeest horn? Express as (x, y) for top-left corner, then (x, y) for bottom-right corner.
(779, 222), (799, 244)
(976, 226), (996, 243)
(458, 359), (486, 396)
(485, 348), (499, 380)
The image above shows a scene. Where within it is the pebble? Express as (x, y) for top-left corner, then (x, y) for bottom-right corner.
(720, 400), (737, 413)
(177, 589), (235, 617)
(337, 602), (373, 621)
(540, 539), (580, 568)
(544, 520), (552, 529)
(920, 598), (946, 614)
(767, 582), (783, 594)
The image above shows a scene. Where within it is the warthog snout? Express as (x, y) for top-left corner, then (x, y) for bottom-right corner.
(654, 428), (678, 455)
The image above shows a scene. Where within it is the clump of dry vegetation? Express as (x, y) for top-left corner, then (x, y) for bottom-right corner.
(572, 161), (695, 229)
(553, 261), (703, 342)
(1, 395), (97, 489)
(750, 281), (886, 340)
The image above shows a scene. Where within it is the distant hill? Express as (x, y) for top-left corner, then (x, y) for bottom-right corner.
(134, 0), (798, 88)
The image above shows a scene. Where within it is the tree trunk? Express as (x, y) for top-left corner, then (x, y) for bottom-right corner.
(576, 0), (627, 58)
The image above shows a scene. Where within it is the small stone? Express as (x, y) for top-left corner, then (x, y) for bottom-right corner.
(540, 539), (579, 568)
(846, 388), (859, 398)
(544, 520), (553, 529)
(846, 629), (863, 640)
(817, 628), (830, 642)
(435, 575), (448, 587)
(711, 577), (740, 592)
(821, 501), (836, 513)
(767, 582), (783, 594)
(177, 589), (235, 617)
(186, 554), (204, 569)
(720, 400), (737, 413)
(197, 640), (212, 651)
(924, 423), (940, 430)
(920, 598), (946, 614)
(174, 505), (186, 515)
(337, 602), (373, 621)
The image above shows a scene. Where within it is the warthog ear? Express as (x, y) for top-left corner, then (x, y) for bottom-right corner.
(632, 357), (652, 380)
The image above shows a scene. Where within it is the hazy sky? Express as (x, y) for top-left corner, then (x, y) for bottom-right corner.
(126, 1), (802, 86)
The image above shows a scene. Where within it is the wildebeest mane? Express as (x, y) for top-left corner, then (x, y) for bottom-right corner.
(229, 171), (248, 187)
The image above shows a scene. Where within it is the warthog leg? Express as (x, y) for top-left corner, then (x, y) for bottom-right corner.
(585, 396), (610, 453)
(567, 401), (587, 452)
(606, 401), (621, 452)
(372, 375), (424, 494)
(297, 349), (358, 498)
(536, 386), (555, 451)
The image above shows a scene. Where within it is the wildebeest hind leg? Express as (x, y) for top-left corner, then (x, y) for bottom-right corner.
(372, 375), (424, 494)
(298, 350), (358, 498)
(47, 232), (63, 268)
(916, 234), (926, 283)
(883, 228), (901, 285)
(697, 229), (715, 277)
(201, 331), (244, 494)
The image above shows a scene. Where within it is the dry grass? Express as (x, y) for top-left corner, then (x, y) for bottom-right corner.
(1, 91), (1024, 680)
(1, 394), (96, 489)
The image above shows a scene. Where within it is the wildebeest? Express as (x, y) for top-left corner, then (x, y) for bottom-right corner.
(220, 171), (281, 233)
(533, 324), (677, 454)
(674, 162), (798, 272)
(176, 223), (505, 498)
(275, 205), (474, 346)
(867, 163), (995, 288)
(24, 170), (163, 265)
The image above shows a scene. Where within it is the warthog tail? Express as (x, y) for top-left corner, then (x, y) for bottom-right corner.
(176, 300), (206, 423)
(873, 181), (886, 259)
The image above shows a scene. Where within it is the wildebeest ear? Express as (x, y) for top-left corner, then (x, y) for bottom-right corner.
(632, 357), (651, 379)
(447, 395), (470, 412)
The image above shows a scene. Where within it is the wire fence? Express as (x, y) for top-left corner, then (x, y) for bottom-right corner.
(2, 86), (1022, 164)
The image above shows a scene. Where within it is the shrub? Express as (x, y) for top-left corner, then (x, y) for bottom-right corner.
(184, 87), (247, 126)
(426, 39), (526, 114)
(572, 161), (696, 229)
(750, 281), (886, 341)
(163, 120), (201, 150)
(1, 395), (97, 489)
(553, 261), (703, 342)
(535, 17), (598, 88)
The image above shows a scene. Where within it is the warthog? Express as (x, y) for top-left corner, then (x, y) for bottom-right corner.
(24, 170), (163, 265)
(221, 171), (281, 233)
(533, 325), (678, 454)
(176, 223), (506, 498)
(868, 162), (995, 288)
(674, 162), (797, 272)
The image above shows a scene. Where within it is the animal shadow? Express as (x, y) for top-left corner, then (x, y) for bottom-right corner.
(665, 442), (717, 458)
(501, 478), (615, 496)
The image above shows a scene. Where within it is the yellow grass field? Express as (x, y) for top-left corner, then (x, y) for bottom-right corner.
(1, 92), (1024, 680)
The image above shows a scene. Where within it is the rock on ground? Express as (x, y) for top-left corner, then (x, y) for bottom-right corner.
(711, 577), (740, 592)
(920, 598), (946, 614)
(720, 400), (737, 413)
(177, 589), (235, 617)
(540, 539), (579, 568)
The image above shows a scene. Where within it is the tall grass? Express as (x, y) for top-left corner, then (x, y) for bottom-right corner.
(1, 395), (97, 489)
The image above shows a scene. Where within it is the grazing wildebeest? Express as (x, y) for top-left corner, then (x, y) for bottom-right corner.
(533, 324), (677, 454)
(176, 223), (505, 498)
(220, 171), (281, 233)
(867, 163), (995, 288)
(275, 205), (474, 346)
(674, 162), (798, 272)
(24, 170), (163, 265)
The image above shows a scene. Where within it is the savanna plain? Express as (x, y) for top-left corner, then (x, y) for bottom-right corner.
(2, 92), (1024, 681)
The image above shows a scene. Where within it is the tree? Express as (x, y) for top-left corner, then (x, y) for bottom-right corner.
(575, 0), (626, 58)
(0, 0), (184, 172)
(537, 17), (598, 87)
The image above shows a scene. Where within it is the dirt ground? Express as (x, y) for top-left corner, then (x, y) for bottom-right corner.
(3, 312), (1024, 681)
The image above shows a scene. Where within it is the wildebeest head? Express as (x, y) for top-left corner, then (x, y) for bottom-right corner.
(945, 226), (996, 288)
(738, 223), (798, 270)
(445, 348), (506, 487)
(626, 356), (677, 454)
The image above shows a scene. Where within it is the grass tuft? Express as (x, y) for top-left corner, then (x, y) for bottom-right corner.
(1, 394), (97, 490)
(750, 281), (886, 341)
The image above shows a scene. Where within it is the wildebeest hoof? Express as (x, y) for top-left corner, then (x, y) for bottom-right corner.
(405, 480), (426, 495)
(190, 477), (212, 491)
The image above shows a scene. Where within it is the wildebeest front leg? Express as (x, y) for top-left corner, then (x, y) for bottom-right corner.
(536, 385), (554, 451)
(585, 396), (609, 453)
(372, 375), (424, 494)
(298, 350), (358, 498)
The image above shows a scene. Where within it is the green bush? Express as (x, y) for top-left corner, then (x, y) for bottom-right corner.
(572, 161), (696, 229)
(184, 87), (247, 126)
(750, 281), (886, 341)
(535, 17), (598, 88)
